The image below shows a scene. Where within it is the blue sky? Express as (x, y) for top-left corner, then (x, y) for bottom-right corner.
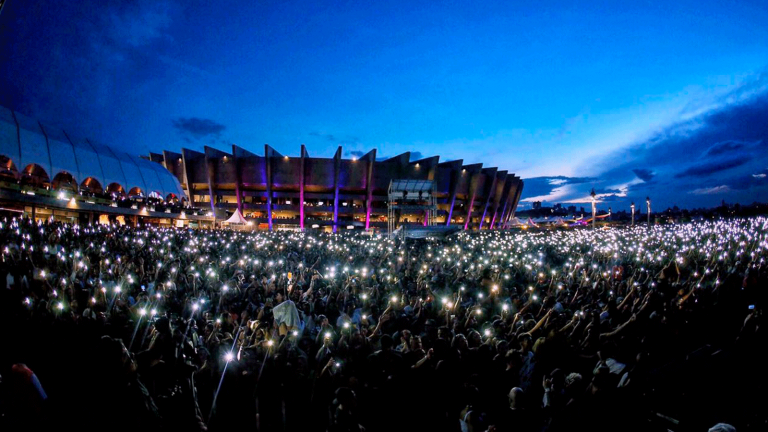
(1, 0), (767, 210)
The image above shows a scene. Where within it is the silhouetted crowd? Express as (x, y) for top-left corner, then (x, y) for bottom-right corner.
(1, 217), (766, 432)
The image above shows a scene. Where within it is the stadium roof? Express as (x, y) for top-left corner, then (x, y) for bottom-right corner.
(0, 105), (185, 198)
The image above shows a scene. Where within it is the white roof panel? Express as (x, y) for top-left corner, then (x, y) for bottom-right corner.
(0, 107), (21, 166)
(15, 112), (52, 177)
(40, 123), (80, 182)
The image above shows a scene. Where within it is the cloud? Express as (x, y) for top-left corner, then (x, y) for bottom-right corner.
(410, 151), (424, 160)
(704, 140), (746, 157)
(309, 131), (334, 141)
(632, 168), (655, 182)
(310, 131), (361, 146)
(690, 185), (730, 195)
(674, 158), (747, 178)
(0, 1), (185, 153)
(598, 194), (624, 202)
(348, 150), (365, 157)
(519, 76), (768, 210)
(108, 3), (173, 48)
(172, 117), (226, 140)
(574, 79), (768, 209)
(595, 188), (622, 194)
(520, 176), (596, 204)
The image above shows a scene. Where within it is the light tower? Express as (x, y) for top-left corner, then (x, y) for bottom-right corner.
(590, 188), (597, 229)
(630, 202), (635, 226)
(646, 196), (651, 227)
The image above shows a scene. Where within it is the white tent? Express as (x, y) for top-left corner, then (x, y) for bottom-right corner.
(223, 209), (249, 225)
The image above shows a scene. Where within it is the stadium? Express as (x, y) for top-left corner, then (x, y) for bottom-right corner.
(0, 104), (523, 231)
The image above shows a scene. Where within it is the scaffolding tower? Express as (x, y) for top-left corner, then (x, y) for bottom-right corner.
(387, 179), (437, 237)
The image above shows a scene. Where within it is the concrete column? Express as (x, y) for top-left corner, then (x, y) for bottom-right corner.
(364, 149), (376, 230)
(332, 146), (341, 233)
(444, 162), (463, 226)
(204, 151), (216, 215)
(231, 145), (243, 214)
(464, 173), (480, 231)
(265, 144), (274, 231)
(300, 145), (307, 230)
(490, 176), (512, 230)
(478, 169), (497, 230)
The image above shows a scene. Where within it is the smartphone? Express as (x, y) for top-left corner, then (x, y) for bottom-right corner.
(748, 305), (755, 310)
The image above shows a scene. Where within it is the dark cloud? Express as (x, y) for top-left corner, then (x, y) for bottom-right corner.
(348, 150), (365, 157)
(704, 140), (746, 157)
(595, 188), (622, 194)
(582, 81), (768, 209)
(689, 185), (730, 195)
(632, 168), (655, 182)
(598, 194), (624, 202)
(524, 176), (594, 185)
(0, 1), (181, 153)
(310, 131), (361, 146)
(674, 158), (747, 178)
(410, 151), (424, 160)
(172, 117), (226, 140)
(727, 171), (768, 191)
(520, 176), (597, 203)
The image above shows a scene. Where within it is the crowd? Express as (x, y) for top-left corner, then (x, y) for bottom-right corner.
(0, 216), (766, 432)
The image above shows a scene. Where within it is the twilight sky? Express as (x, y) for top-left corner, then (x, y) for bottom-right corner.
(1, 0), (767, 210)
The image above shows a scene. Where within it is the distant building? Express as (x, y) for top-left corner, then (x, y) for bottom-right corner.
(0, 104), (524, 231)
(157, 145), (523, 232)
(532, 201), (542, 210)
(0, 105), (206, 227)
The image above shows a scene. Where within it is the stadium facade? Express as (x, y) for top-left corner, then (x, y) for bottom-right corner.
(152, 145), (523, 232)
(0, 104), (523, 230)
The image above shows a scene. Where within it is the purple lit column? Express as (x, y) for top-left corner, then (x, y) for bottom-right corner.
(445, 166), (461, 226)
(464, 172), (479, 230)
(490, 176), (512, 230)
(478, 172), (497, 230)
(300, 144), (306, 230)
(204, 150), (216, 216)
(499, 202), (509, 229)
(497, 202), (509, 229)
(464, 193), (475, 230)
(332, 146), (341, 233)
(265, 144), (273, 231)
(364, 149), (375, 230)
(231, 145), (243, 214)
